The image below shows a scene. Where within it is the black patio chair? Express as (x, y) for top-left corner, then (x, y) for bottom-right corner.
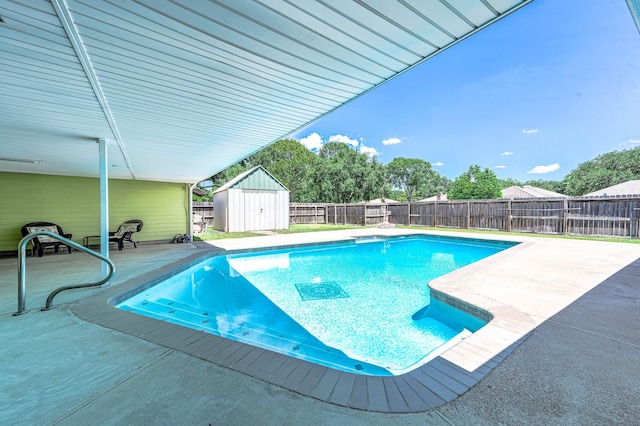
(109, 219), (143, 250)
(21, 222), (73, 257)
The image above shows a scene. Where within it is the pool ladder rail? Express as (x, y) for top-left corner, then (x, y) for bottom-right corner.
(14, 231), (116, 316)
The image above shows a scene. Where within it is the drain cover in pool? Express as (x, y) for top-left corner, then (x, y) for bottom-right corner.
(295, 282), (349, 301)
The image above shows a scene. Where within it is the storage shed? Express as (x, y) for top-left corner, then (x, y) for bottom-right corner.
(213, 166), (290, 232)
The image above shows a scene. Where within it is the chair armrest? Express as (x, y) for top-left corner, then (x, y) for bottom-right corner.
(63, 234), (72, 239)
(108, 232), (116, 236)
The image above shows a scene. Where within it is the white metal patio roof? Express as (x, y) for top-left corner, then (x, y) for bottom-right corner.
(0, 0), (532, 183)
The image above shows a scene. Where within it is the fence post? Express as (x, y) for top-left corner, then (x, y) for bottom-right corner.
(563, 198), (568, 235)
(467, 201), (471, 229)
(507, 200), (512, 232)
(434, 202), (438, 228)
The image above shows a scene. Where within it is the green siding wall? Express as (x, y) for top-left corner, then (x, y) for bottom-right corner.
(0, 172), (188, 252)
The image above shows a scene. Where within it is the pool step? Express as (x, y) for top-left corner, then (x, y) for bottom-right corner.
(121, 298), (389, 375)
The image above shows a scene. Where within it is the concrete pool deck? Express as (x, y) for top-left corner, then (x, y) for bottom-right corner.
(1, 228), (640, 424)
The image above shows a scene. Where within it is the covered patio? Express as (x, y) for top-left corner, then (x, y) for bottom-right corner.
(0, 0), (535, 256)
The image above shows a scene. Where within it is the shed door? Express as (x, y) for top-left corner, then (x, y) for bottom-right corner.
(243, 190), (276, 231)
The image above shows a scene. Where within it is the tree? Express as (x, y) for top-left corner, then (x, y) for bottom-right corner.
(562, 147), (640, 196)
(448, 165), (502, 200)
(209, 161), (252, 191)
(312, 142), (386, 203)
(386, 157), (438, 202)
(248, 139), (317, 202)
(498, 178), (522, 189)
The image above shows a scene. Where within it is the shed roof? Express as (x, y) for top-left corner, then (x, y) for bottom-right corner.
(214, 166), (289, 193)
(500, 185), (567, 199)
(583, 180), (640, 196)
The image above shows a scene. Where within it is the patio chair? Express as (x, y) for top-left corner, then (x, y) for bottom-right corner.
(21, 222), (73, 257)
(109, 219), (143, 250)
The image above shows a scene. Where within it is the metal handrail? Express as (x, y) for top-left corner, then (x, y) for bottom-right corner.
(14, 231), (116, 316)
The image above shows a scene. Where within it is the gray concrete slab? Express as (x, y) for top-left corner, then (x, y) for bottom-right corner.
(439, 262), (640, 424)
(1, 230), (639, 424)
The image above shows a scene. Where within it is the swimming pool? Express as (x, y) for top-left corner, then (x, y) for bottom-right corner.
(117, 235), (517, 375)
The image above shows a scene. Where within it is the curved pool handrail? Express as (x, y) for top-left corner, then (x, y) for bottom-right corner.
(14, 231), (116, 315)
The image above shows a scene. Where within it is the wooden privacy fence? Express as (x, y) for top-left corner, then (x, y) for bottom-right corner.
(192, 202), (214, 227)
(290, 195), (640, 238)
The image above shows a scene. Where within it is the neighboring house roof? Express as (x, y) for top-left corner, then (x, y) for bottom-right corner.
(418, 193), (448, 202)
(359, 198), (398, 204)
(214, 165), (289, 193)
(583, 180), (640, 196)
(500, 185), (567, 199)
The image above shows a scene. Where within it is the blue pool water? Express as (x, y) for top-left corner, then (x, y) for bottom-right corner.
(117, 235), (516, 375)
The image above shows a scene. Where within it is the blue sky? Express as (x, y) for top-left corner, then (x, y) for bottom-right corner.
(291, 0), (640, 183)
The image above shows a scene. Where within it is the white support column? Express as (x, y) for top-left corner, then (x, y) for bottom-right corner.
(98, 138), (110, 279)
(189, 183), (196, 238)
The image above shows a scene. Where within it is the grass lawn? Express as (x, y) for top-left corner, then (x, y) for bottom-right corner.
(193, 223), (640, 244)
(193, 224), (363, 241)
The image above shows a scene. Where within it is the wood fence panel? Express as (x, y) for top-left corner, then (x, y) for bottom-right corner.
(509, 199), (566, 234)
(290, 197), (640, 238)
(192, 202), (214, 226)
(469, 201), (508, 230)
(290, 203), (326, 224)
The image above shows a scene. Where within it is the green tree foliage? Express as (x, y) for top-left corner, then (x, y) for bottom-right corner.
(498, 178), (522, 189)
(209, 161), (252, 191)
(312, 142), (386, 203)
(448, 165), (502, 200)
(248, 139), (317, 202)
(562, 147), (640, 196)
(387, 157), (446, 202)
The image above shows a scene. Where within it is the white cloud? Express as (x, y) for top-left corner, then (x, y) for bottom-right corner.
(620, 138), (640, 148)
(299, 132), (324, 151)
(521, 128), (539, 134)
(382, 137), (401, 145)
(527, 163), (560, 174)
(431, 161), (443, 167)
(328, 134), (359, 147)
(501, 151), (514, 156)
(494, 165), (507, 169)
(359, 145), (379, 158)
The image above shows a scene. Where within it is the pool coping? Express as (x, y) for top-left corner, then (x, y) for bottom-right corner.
(73, 234), (535, 413)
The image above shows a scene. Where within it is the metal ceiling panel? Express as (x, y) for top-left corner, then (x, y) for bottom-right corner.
(0, 0), (533, 183)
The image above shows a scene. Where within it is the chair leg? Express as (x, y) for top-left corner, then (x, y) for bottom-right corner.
(38, 247), (44, 257)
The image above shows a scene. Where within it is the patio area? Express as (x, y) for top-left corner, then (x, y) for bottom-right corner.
(1, 228), (640, 424)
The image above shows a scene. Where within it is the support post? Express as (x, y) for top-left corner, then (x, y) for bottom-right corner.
(98, 138), (109, 279)
(189, 183), (196, 237)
